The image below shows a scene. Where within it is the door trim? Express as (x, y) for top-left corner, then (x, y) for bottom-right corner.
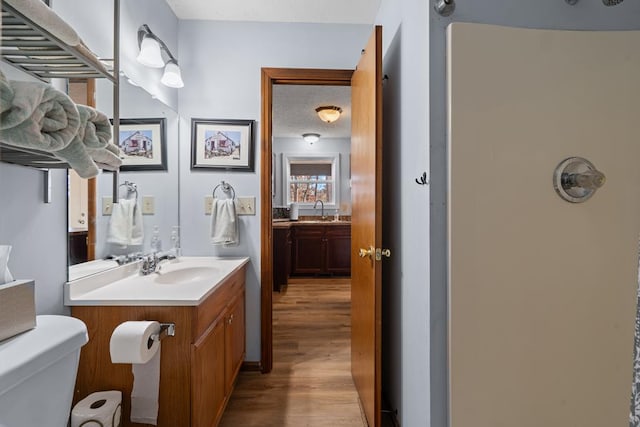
(260, 68), (353, 373)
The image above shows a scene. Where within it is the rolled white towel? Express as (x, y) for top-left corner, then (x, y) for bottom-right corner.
(0, 76), (80, 151)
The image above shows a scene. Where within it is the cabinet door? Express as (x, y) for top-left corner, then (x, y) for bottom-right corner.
(192, 317), (226, 427)
(291, 226), (325, 275)
(225, 290), (246, 394)
(325, 225), (351, 275)
(272, 227), (291, 291)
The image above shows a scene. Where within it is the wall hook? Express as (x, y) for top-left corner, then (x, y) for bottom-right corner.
(434, 0), (455, 16)
(415, 172), (429, 186)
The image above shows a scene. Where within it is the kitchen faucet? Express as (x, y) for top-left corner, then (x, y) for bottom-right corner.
(313, 200), (326, 220)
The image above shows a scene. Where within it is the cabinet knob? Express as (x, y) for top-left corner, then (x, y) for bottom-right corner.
(228, 314), (234, 325)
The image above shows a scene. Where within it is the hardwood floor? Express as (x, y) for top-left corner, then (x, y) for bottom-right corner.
(219, 277), (367, 426)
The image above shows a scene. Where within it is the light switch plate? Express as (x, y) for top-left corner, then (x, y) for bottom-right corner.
(142, 196), (155, 215)
(205, 196), (213, 215)
(236, 197), (256, 215)
(102, 197), (113, 215)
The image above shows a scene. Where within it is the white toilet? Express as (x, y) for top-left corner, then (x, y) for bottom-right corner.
(0, 315), (88, 427)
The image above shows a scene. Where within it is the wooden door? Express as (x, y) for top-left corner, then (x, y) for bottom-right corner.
(350, 26), (383, 427)
(448, 23), (640, 426)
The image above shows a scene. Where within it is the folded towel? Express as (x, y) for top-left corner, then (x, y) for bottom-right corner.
(87, 145), (123, 170)
(53, 137), (99, 178)
(107, 199), (143, 246)
(0, 72), (80, 151)
(5, 0), (81, 46)
(210, 198), (238, 245)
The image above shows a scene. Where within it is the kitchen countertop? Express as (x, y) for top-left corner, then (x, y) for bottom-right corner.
(64, 257), (250, 306)
(272, 217), (351, 228)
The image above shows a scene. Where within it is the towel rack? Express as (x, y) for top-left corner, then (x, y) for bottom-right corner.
(119, 180), (138, 200)
(212, 181), (236, 200)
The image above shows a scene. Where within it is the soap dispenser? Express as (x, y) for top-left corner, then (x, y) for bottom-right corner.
(150, 226), (162, 253)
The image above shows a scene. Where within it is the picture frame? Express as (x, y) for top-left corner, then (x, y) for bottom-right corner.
(191, 118), (255, 171)
(112, 118), (167, 171)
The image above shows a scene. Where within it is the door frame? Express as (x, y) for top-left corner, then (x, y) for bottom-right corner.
(260, 67), (353, 373)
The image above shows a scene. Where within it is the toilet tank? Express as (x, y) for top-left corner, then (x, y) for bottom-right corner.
(0, 315), (88, 427)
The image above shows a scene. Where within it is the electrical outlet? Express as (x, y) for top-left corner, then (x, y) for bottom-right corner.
(204, 196), (213, 215)
(102, 197), (113, 215)
(236, 197), (256, 215)
(142, 196), (155, 215)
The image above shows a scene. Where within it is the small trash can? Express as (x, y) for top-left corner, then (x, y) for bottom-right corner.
(71, 390), (122, 427)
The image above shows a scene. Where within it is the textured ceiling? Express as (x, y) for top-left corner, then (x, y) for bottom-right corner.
(273, 85), (351, 140)
(166, 0), (380, 24)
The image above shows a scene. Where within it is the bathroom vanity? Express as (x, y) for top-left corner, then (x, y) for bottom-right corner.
(66, 257), (248, 427)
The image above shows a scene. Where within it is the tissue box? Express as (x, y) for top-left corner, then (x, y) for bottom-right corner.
(0, 280), (36, 342)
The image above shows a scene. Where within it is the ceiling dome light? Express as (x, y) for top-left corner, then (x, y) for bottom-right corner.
(160, 60), (184, 88)
(315, 106), (342, 123)
(136, 35), (164, 68)
(302, 133), (320, 144)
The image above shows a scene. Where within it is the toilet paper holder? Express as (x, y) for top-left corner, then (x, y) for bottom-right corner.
(147, 323), (175, 349)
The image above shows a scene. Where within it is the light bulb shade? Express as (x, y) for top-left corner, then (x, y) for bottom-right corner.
(136, 35), (164, 68)
(302, 133), (320, 144)
(315, 106), (342, 123)
(161, 61), (184, 88)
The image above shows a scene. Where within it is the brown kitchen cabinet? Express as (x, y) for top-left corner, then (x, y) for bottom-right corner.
(272, 226), (292, 291)
(71, 266), (247, 427)
(291, 224), (351, 276)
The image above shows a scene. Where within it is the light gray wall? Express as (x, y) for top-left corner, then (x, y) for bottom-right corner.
(0, 64), (70, 315)
(374, 0), (431, 425)
(426, 2), (640, 427)
(177, 20), (371, 361)
(273, 137), (351, 216)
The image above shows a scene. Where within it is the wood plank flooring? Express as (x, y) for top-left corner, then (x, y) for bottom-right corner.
(219, 278), (367, 427)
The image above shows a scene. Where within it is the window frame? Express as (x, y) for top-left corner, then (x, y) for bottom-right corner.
(282, 153), (340, 208)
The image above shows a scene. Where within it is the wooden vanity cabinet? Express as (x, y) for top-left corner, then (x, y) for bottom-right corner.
(71, 266), (246, 427)
(291, 224), (351, 276)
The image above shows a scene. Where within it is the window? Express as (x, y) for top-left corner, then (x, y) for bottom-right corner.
(283, 153), (340, 207)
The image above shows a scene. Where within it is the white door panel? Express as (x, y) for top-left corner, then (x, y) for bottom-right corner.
(448, 23), (640, 427)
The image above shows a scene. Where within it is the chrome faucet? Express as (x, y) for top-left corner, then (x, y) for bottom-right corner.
(313, 200), (326, 220)
(141, 252), (176, 275)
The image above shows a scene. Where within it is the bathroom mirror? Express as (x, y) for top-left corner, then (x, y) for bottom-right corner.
(67, 0), (180, 281)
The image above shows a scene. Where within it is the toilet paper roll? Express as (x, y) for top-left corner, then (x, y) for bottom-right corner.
(71, 390), (122, 427)
(109, 321), (160, 364)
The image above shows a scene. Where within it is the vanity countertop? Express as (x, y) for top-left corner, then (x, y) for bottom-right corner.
(64, 256), (249, 307)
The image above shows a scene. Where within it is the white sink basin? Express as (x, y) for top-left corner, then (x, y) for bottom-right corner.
(64, 257), (250, 306)
(153, 266), (219, 285)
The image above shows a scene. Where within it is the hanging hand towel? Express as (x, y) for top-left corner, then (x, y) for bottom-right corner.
(210, 198), (238, 245)
(107, 199), (143, 246)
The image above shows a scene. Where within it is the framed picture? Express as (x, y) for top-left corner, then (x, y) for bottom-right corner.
(191, 118), (255, 171)
(112, 118), (167, 171)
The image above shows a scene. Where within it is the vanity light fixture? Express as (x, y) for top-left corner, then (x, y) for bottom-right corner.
(136, 24), (184, 88)
(302, 133), (320, 144)
(315, 106), (342, 123)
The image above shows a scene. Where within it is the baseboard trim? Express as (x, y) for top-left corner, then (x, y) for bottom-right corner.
(241, 361), (262, 371)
